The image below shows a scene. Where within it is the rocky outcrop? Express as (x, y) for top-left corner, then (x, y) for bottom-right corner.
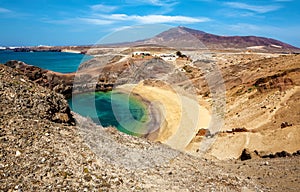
(225, 128), (249, 134)
(196, 128), (211, 137)
(253, 70), (297, 92)
(4, 60), (74, 98)
(115, 58), (175, 84)
(240, 148), (259, 161)
(281, 121), (293, 128)
(0, 64), (75, 125)
(239, 149), (300, 160)
(4, 60), (123, 96)
(77, 56), (115, 70)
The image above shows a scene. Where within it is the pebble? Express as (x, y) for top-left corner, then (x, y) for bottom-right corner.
(41, 158), (46, 164)
(16, 150), (21, 157)
(264, 161), (269, 166)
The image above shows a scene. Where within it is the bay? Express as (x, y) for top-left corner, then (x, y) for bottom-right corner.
(69, 91), (149, 136)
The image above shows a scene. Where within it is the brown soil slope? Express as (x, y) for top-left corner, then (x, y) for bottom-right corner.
(187, 54), (300, 160)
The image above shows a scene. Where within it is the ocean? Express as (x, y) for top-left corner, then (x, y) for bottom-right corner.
(0, 50), (92, 73)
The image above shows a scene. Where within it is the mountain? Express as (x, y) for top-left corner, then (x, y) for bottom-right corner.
(135, 26), (300, 53)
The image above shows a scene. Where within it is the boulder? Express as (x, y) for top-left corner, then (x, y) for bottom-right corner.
(281, 122), (292, 128)
(275, 151), (291, 157)
(240, 149), (251, 161)
(292, 150), (300, 156)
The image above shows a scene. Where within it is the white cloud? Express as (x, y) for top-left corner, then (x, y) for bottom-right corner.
(224, 11), (256, 17)
(78, 18), (115, 25)
(0, 7), (12, 13)
(134, 15), (210, 24)
(90, 4), (118, 12)
(127, 0), (178, 6)
(112, 26), (133, 32)
(225, 2), (281, 13)
(43, 18), (114, 25)
(41, 18), (74, 25)
(98, 14), (129, 21)
(97, 14), (210, 24)
(148, 0), (166, 6)
(149, 0), (177, 6)
(125, 0), (178, 14)
(43, 2), (209, 26)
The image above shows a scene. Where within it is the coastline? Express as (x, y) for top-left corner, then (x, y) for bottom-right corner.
(117, 82), (211, 151)
(114, 86), (164, 138)
(109, 89), (155, 136)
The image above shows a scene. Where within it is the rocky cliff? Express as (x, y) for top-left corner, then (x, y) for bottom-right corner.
(4, 60), (75, 98)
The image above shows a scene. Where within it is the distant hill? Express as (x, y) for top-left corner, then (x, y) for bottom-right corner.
(129, 26), (300, 53)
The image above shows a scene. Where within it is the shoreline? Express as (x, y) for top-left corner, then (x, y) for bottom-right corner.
(114, 86), (164, 138)
(109, 89), (159, 137)
(70, 87), (166, 139)
(117, 82), (211, 151)
(68, 90), (152, 136)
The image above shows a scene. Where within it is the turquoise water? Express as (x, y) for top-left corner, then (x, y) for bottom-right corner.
(0, 50), (92, 73)
(69, 91), (149, 136)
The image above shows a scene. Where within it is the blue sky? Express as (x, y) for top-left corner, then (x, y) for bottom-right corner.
(0, 0), (299, 47)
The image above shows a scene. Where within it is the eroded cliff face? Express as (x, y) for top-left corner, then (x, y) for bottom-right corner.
(3, 56), (186, 97)
(4, 60), (75, 98)
(3, 59), (122, 97)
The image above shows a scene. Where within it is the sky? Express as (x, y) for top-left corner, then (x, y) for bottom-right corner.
(0, 0), (299, 47)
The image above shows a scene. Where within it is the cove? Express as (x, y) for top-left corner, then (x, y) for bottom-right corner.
(68, 91), (149, 136)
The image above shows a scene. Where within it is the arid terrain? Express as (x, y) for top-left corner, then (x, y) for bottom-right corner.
(186, 53), (300, 160)
(1, 50), (299, 191)
(1, 27), (300, 191)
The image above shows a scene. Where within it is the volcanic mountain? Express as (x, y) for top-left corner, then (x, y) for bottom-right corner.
(134, 26), (300, 53)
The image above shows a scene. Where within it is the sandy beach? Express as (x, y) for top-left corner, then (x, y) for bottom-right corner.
(117, 82), (211, 151)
